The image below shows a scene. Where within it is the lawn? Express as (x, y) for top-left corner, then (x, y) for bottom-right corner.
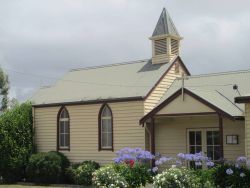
(0, 185), (86, 188)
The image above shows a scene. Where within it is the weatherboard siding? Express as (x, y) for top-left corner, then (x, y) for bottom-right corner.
(245, 104), (250, 158)
(155, 116), (245, 161)
(144, 61), (186, 114)
(34, 101), (145, 165)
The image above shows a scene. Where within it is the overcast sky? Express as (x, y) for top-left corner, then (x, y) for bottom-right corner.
(1, 0), (250, 102)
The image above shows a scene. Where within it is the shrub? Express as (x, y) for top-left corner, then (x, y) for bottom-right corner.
(153, 167), (200, 188)
(212, 164), (250, 188)
(0, 102), (33, 183)
(93, 165), (128, 188)
(26, 151), (69, 183)
(193, 169), (215, 188)
(114, 163), (153, 188)
(49, 151), (70, 182)
(66, 160), (100, 185)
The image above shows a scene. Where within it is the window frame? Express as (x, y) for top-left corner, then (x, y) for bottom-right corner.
(98, 103), (113, 151)
(57, 106), (70, 151)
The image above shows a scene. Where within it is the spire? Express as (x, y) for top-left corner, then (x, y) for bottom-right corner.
(152, 8), (180, 37)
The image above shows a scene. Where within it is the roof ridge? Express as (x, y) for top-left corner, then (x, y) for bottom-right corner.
(187, 69), (250, 79)
(70, 58), (150, 72)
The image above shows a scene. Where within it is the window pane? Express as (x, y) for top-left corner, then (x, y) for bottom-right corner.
(65, 134), (69, 147)
(60, 122), (65, 133)
(64, 122), (69, 133)
(102, 120), (108, 132)
(61, 109), (69, 118)
(102, 133), (107, 147)
(107, 133), (112, 147)
(232, 136), (238, 144)
(60, 134), (64, 147)
(189, 132), (195, 145)
(102, 106), (111, 117)
(196, 146), (202, 153)
(107, 120), (112, 132)
(207, 146), (213, 160)
(207, 131), (213, 145)
(190, 146), (195, 154)
(214, 146), (221, 160)
(213, 131), (220, 145)
(196, 132), (202, 145)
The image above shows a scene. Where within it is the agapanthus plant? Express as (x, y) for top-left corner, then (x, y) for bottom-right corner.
(113, 147), (154, 165)
(155, 152), (215, 170)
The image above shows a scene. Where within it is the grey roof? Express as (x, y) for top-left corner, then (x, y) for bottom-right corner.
(31, 58), (177, 105)
(157, 69), (250, 117)
(152, 8), (180, 37)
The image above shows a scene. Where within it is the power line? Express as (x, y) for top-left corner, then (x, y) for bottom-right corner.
(4, 68), (152, 88)
(4, 67), (239, 89)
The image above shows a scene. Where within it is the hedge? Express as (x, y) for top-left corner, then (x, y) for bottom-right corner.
(0, 102), (33, 183)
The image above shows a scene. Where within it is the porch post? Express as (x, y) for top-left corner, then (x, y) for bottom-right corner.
(150, 117), (155, 167)
(219, 115), (224, 159)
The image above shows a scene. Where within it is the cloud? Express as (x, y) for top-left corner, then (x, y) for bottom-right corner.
(0, 0), (250, 101)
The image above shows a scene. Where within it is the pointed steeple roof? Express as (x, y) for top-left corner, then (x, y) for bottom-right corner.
(152, 8), (180, 37)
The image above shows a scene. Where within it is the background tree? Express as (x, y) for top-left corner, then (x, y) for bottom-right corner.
(0, 67), (9, 111)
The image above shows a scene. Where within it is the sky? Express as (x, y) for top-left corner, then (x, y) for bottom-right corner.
(0, 0), (250, 102)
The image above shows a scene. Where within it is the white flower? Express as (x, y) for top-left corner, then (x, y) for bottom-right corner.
(240, 172), (246, 177)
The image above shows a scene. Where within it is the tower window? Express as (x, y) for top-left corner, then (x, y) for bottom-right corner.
(154, 39), (167, 55)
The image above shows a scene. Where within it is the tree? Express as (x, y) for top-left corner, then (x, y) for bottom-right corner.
(0, 67), (9, 111)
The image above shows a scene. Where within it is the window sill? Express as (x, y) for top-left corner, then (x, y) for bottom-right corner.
(99, 148), (113, 151)
(58, 147), (70, 151)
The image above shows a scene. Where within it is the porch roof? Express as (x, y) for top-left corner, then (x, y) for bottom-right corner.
(141, 69), (250, 124)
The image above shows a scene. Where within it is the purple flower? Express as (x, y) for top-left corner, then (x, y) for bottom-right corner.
(237, 156), (247, 163)
(113, 147), (154, 164)
(177, 153), (185, 160)
(195, 161), (202, 166)
(206, 161), (214, 167)
(155, 156), (172, 166)
(226, 168), (233, 175)
(175, 160), (182, 165)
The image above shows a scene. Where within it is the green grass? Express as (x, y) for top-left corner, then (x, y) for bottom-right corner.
(0, 185), (93, 188)
(0, 186), (54, 188)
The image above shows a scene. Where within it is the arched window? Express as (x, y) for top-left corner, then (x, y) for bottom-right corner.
(58, 107), (70, 150)
(99, 104), (113, 151)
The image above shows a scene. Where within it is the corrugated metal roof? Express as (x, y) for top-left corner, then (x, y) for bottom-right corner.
(152, 8), (180, 37)
(31, 58), (176, 105)
(157, 69), (250, 117)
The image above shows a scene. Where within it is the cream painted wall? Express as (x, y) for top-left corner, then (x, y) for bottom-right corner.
(34, 100), (145, 165)
(155, 116), (245, 161)
(144, 59), (186, 114)
(245, 104), (250, 158)
(157, 93), (215, 115)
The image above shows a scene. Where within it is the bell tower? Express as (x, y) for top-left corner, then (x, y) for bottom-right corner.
(150, 8), (182, 64)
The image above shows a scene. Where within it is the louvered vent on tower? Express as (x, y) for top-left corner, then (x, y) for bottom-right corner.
(171, 39), (179, 55)
(155, 39), (167, 55)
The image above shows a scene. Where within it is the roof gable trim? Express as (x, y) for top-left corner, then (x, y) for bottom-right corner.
(140, 88), (234, 124)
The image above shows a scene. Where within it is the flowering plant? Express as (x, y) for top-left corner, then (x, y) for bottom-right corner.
(92, 165), (128, 188)
(113, 147), (154, 164)
(153, 152), (214, 173)
(211, 161), (250, 188)
(153, 167), (199, 188)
